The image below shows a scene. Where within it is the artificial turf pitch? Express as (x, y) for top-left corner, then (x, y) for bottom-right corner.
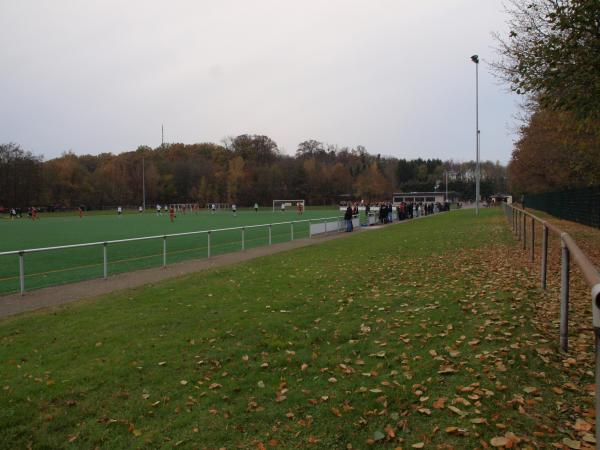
(0, 208), (340, 295)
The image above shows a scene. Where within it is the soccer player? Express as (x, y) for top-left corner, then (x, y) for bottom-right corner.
(156, 204), (161, 216)
(138, 206), (143, 213)
(169, 205), (175, 222)
(117, 206), (123, 217)
(10, 208), (16, 220)
(211, 203), (216, 214)
(232, 204), (237, 216)
(254, 203), (258, 213)
(280, 202), (285, 213)
(296, 202), (303, 215)
(78, 206), (84, 219)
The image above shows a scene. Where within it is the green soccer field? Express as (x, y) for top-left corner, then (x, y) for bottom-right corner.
(0, 208), (341, 295)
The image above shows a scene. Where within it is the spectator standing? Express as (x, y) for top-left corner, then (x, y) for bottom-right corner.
(344, 205), (353, 232)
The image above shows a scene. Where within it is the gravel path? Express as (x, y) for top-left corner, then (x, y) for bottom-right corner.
(0, 229), (362, 318)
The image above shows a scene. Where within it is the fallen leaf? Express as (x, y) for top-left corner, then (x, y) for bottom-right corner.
(490, 436), (508, 447)
(562, 438), (581, 449)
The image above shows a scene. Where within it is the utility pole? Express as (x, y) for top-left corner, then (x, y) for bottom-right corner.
(161, 124), (164, 147)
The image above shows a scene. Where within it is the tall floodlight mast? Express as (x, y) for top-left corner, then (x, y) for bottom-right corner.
(471, 54), (480, 216)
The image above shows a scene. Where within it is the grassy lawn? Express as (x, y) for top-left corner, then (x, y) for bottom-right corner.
(0, 209), (340, 295)
(0, 209), (594, 449)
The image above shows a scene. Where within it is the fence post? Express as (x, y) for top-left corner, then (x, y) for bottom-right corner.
(530, 218), (535, 262)
(309, 220), (312, 239)
(525, 214), (529, 250)
(103, 243), (108, 279)
(595, 326), (600, 447)
(324, 218), (327, 233)
(268, 225), (272, 245)
(541, 224), (548, 289)
(207, 231), (211, 258)
(290, 222), (294, 241)
(517, 211), (521, 239)
(19, 252), (25, 295)
(242, 227), (245, 251)
(560, 237), (570, 352)
(163, 236), (167, 267)
(512, 208), (515, 233)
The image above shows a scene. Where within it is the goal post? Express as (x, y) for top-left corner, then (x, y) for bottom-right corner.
(169, 203), (199, 211)
(273, 199), (305, 212)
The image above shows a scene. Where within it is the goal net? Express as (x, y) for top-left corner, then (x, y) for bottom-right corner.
(273, 199), (305, 212)
(170, 203), (199, 212)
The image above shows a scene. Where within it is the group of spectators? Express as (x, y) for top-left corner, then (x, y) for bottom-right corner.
(393, 201), (451, 220)
(343, 201), (451, 232)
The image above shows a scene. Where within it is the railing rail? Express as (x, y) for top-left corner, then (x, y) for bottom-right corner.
(503, 203), (600, 448)
(0, 216), (344, 295)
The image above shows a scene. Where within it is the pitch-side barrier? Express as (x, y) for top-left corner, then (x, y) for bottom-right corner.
(0, 216), (344, 296)
(503, 203), (600, 447)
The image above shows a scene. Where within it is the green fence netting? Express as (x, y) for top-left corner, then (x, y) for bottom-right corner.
(524, 186), (600, 229)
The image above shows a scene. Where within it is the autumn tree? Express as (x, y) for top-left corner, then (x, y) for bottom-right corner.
(0, 143), (42, 207)
(493, 0), (600, 120)
(226, 156), (246, 203)
(508, 109), (600, 195)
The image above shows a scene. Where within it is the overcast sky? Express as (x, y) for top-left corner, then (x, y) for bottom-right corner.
(0, 0), (519, 163)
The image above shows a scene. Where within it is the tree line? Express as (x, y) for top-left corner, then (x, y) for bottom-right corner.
(0, 137), (507, 209)
(494, 0), (600, 196)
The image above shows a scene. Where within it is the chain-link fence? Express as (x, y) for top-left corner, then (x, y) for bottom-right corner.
(524, 186), (600, 229)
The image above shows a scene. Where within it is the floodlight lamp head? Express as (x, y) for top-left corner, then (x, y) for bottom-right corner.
(471, 55), (479, 64)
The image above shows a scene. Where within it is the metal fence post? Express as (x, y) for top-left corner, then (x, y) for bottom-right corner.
(530, 218), (535, 262)
(163, 236), (167, 267)
(560, 237), (570, 352)
(512, 208), (515, 233)
(290, 222), (294, 241)
(268, 225), (272, 245)
(207, 231), (211, 258)
(522, 214), (527, 250)
(324, 218), (327, 233)
(242, 227), (245, 251)
(103, 243), (108, 279)
(19, 252), (25, 295)
(541, 224), (548, 289)
(595, 326), (600, 446)
(511, 208), (514, 233)
(309, 220), (312, 239)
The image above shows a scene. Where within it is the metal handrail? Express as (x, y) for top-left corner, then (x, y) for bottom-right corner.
(0, 216), (341, 257)
(0, 215), (344, 294)
(503, 203), (600, 448)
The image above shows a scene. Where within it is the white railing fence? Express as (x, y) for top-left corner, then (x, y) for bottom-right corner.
(0, 216), (344, 295)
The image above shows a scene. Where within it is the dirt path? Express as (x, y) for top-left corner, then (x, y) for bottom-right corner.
(0, 229), (362, 318)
